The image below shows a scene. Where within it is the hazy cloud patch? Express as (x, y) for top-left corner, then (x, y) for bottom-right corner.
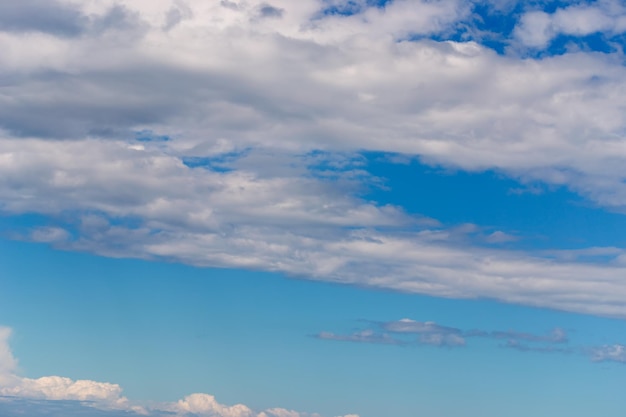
(318, 319), (584, 353)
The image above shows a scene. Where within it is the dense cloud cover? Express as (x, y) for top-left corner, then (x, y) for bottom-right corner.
(3, 0), (626, 318)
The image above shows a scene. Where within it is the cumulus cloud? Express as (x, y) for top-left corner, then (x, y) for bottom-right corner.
(173, 393), (254, 417)
(0, 327), (357, 417)
(515, 1), (626, 48)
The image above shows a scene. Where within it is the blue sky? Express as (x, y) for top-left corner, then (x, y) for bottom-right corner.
(2, 1), (626, 416)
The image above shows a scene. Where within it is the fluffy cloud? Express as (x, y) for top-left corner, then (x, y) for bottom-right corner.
(173, 394), (254, 417)
(515, 1), (626, 48)
(1, 377), (137, 410)
(2, 0), (626, 319)
(0, 327), (357, 417)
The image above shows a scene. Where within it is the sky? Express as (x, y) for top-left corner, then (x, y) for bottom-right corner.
(1, 0), (626, 416)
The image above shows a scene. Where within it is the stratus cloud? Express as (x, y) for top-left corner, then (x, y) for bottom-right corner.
(0, 327), (357, 417)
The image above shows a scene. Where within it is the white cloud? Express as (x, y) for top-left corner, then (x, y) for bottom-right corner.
(0, 327), (357, 417)
(1, 1), (626, 318)
(173, 393), (254, 417)
(514, 11), (554, 48)
(2, 2), (626, 208)
(0, 376), (142, 413)
(2, 138), (626, 318)
(515, 1), (626, 48)
(590, 344), (626, 363)
(485, 231), (518, 244)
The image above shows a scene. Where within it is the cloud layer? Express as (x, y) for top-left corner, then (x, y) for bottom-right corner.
(2, 0), (626, 318)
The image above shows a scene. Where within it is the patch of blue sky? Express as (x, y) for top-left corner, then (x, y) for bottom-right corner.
(181, 148), (254, 172)
(133, 130), (170, 143)
(547, 32), (620, 55)
(361, 152), (626, 251)
(181, 156), (234, 172)
(403, 2), (521, 54)
(0, 213), (53, 235)
(409, 0), (626, 57)
(318, 0), (392, 17)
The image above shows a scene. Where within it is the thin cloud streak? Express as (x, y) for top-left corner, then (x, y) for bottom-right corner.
(317, 318), (622, 363)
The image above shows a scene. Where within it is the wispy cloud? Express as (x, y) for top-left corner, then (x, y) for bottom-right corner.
(489, 327), (568, 344)
(317, 329), (402, 345)
(317, 318), (624, 364)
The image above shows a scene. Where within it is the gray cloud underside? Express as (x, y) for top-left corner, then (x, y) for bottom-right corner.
(2, 0), (626, 318)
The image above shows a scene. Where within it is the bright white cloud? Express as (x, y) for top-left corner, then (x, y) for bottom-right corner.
(173, 393), (254, 417)
(515, 1), (626, 48)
